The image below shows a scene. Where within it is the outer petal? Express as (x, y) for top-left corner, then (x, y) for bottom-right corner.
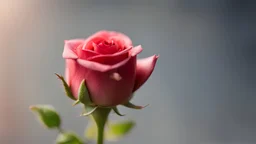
(65, 56), (138, 106)
(65, 59), (89, 99)
(133, 55), (159, 92)
(63, 39), (85, 59)
(129, 45), (142, 56)
(85, 56), (137, 106)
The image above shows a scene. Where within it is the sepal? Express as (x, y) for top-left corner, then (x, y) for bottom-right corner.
(72, 100), (80, 106)
(55, 73), (76, 101)
(80, 105), (98, 117)
(112, 107), (125, 116)
(77, 79), (93, 105)
(122, 101), (148, 110)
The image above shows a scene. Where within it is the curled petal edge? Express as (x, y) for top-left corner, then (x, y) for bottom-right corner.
(133, 55), (159, 92)
(77, 45), (143, 72)
(63, 39), (85, 59)
(77, 57), (131, 72)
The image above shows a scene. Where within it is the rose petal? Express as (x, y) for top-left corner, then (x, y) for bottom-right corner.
(109, 36), (131, 49)
(83, 36), (106, 50)
(89, 53), (128, 65)
(129, 45), (143, 56)
(108, 31), (133, 47)
(94, 42), (119, 54)
(63, 39), (85, 59)
(87, 31), (133, 48)
(84, 56), (137, 106)
(78, 49), (99, 60)
(77, 56), (131, 72)
(87, 45), (142, 65)
(86, 47), (132, 65)
(65, 59), (90, 99)
(133, 55), (159, 92)
(89, 47), (132, 60)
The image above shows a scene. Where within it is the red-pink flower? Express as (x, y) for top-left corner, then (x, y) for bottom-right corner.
(63, 31), (158, 106)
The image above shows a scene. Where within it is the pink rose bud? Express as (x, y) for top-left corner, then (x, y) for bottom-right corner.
(63, 31), (158, 107)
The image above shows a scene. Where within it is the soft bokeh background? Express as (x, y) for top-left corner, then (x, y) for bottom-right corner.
(0, 0), (255, 144)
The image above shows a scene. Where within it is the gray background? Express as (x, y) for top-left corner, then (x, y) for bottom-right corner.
(0, 0), (255, 144)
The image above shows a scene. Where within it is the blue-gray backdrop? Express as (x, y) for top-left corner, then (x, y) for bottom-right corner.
(0, 0), (255, 144)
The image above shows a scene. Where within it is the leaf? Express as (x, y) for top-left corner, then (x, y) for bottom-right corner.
(122, 101), (149, 110)
(78, 80), (92, 105)
(106, 120), (135, 140)
(85, 120), (135, 141)
(30, 105), (61, 129)
(55, 73), (76, 101)
(56, 132), (84, 144)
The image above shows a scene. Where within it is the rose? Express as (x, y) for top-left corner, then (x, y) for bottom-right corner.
(63, 31), (158, 107)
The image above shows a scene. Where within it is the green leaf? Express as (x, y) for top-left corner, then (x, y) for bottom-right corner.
(78, 80), (92, 105)
(107, 120), (135, 140)
(55, 73), (76, 101)
(122, 101), (149, 110)
(56, 132), (84, 144)
(85, 120), (135, 141)
(30, 105), (61, 129)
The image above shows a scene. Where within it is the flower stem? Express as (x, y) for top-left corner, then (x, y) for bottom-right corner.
(97, 125), (104, 144)
(91, 107), (111, 144)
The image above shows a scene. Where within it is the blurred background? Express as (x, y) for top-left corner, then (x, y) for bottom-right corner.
(0, 0), (255, 144)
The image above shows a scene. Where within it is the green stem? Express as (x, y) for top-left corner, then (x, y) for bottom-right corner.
(97, 125), (104, 144)
(91, 107), (111, 144)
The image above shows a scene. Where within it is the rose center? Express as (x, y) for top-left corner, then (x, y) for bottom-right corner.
(94, 40), (119, 54)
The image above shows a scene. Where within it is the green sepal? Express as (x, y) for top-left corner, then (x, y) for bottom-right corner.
(77, 80), (92, 105)
(72, 100), (80, 106)
(56, 131), (84, 144)
(80, 105), (98, 117)
(85, 120), (135, 141)
(112, 107), (125, 116)
(55, 73), (76, 101)
(30, 105), (61, 129)
(122, 101), (149, 109)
